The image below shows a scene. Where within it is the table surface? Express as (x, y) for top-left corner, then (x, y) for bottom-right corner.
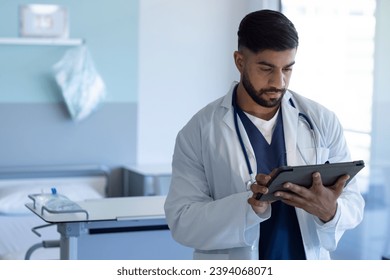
(26, 195), (167, 223)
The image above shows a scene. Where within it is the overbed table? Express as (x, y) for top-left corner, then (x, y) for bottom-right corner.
(26, 196), (192, 259)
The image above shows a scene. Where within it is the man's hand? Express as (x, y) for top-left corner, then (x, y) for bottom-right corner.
(274, 172), (350, 222)
(247, 173), (275, 214)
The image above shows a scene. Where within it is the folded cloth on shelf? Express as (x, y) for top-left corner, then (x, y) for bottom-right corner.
(53, 45), (106, 122)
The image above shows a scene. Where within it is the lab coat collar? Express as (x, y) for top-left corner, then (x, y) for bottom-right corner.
(221, 81), (239, 131)
(221, 81), (238, 109)
(221, 81), (297, 112)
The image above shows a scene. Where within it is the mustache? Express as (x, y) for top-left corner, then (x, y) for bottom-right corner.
(259, 87), (286, 95)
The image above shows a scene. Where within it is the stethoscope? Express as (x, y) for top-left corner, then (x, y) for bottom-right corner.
(232, 90), (317, 189)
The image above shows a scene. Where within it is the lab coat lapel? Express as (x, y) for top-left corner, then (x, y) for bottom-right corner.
(222, 83), (257, 179)
(222, 82), (254, 153)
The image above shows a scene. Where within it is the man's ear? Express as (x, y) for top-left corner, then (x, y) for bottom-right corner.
(234, 51), (244, 73)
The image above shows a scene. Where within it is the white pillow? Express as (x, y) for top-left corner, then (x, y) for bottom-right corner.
(0, 181), (104, 215)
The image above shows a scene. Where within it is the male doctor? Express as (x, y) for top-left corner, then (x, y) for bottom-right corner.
(164, 9), (364, 260)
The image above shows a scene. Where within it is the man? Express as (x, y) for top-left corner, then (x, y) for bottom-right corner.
(164, 9), (364, 260)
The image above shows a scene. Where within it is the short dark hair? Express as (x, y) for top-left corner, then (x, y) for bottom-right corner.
(237, 9), (299, 52)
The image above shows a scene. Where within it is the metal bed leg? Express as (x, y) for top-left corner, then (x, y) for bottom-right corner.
(24, 240), (60, 260)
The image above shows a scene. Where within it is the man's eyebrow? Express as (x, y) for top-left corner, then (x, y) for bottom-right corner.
(257, 61), (296, 68)
(284, 61), (296, 68)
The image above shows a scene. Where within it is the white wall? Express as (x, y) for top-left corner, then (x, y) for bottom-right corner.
(370, 0), (390, 257)
(371, 0), (390, 165)
(136, 0), (277, 166)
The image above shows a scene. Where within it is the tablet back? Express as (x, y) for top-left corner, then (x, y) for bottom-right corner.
(258, 160), (365, 201)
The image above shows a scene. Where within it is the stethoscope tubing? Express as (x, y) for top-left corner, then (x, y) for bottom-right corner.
(232, 91), (316, 189)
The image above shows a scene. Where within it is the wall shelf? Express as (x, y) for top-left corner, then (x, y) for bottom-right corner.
(0, 37), (84, 46)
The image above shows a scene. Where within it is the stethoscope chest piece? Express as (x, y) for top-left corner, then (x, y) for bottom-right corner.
(246, 179), (253, 191)
(245, 175), (257, 191)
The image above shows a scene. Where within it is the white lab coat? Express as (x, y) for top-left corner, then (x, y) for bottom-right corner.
(164, 82), (365, 260)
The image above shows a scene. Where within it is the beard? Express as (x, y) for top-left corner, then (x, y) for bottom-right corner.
(241, 70), (286, 108)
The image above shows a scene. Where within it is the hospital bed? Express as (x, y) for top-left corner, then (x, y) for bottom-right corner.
(0, 165), (109, 260)
(0, 164), (192, 260)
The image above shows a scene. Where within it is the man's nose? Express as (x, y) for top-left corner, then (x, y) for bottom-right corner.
(268, 71), (285, 89)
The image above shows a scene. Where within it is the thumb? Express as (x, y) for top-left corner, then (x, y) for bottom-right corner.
(311, 172), (323, 190)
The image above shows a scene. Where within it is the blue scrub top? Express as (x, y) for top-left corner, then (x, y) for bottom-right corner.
(234, 89), (306, 260)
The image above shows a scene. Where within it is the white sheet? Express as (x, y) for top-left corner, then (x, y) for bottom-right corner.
(0, 214), (59, 260)
(0, 174), (107, 259)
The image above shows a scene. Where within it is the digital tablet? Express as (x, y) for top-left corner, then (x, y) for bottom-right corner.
(256, 160), (365, 201)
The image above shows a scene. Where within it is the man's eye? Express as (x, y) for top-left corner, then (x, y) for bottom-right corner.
(283, 68), (293, 72)
(260, 68), (272, 72)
